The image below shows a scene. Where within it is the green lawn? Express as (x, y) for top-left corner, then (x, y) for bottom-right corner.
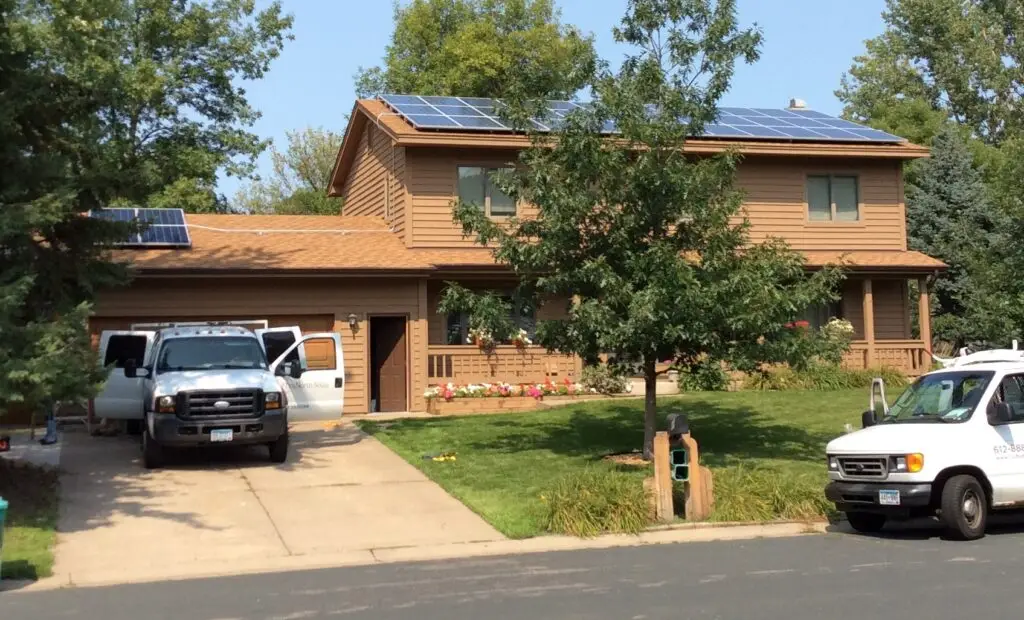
(358, 390), (870, 538)
(1, 460), (59, 581)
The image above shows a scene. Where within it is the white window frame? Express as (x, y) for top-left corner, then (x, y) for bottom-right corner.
(457, 165), (517, 218)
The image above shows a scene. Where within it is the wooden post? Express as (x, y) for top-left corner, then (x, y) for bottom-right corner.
(681, 433), (712, 521)
(862, 278), (876, 368)
(918, 277), (931, 352)
(652, 431), (674, 522)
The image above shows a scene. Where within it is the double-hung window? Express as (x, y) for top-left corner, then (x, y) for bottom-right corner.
(457, 166), (517, 217)
(807, 175), (859, 222)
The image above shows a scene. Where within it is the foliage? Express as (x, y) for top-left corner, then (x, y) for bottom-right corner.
(677, 357), (729, 392)
(445, 0), (844, 459)
(743, 364), (910, 392)
(708, 465), (834, 522)
(905, 127), (1006, 348)
(0, 459), (60, 580)
(355, 0), (596, 99)
(541, 467), (651, 537)
(24, 0), (294, 213)
(580, 364), (629, 395)
(233, 127), (343, 214)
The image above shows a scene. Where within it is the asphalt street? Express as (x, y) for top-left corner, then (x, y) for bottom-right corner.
(8, 526), (1024, 619)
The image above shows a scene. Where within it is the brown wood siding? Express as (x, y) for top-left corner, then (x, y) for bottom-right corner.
(840, 278), (910, 340)
(736, 157), (905, 250)
(341, 124), (408, 234)
(390, 145), (407, 239)
(92, 278), (428, 414)
(405, 149), (905, 251)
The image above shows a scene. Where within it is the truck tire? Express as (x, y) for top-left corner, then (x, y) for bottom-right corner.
(940, 474), (987, 540)
(142, 429), (164, 470)
(268, 432), (289, 464)
(846, 512), (886, 534)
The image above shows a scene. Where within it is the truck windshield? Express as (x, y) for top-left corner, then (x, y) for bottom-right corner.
(881, 370), (995, 424)
(156, 337), (268, 373)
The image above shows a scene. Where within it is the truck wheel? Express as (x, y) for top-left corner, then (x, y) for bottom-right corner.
(268, 432), (289, 464)
(142, 429), (164, 470)
(846, 512), (886, 534)
(940, 474), (987, 540)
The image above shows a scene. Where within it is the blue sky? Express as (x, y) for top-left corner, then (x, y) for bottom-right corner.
(222, 0), (887, 198)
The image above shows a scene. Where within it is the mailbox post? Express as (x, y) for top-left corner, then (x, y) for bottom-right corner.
(651, 413), (714, 521)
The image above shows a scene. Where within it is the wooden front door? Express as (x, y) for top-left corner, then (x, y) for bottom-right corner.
(370, 316), (408, 412)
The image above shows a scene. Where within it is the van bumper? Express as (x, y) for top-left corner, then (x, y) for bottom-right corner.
(149, 411), (287, 447)
(825, 480), (933, 517)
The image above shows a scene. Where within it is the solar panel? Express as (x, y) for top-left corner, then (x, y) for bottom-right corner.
(379, 95), (906, 143)
(89, 208), (192, 248)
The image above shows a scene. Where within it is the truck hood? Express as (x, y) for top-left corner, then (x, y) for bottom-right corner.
(152, 369), (280, 395)
(826, 422), (962, 455)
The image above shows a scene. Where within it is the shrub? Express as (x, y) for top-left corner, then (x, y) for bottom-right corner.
(542, 468), (651, 537)
(709, 465), (835, 522)
(677, 357), (729, 391)
(580, 364), (628, 395)
(744, 364), (909, 391)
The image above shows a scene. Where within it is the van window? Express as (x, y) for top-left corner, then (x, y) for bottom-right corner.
(261, 331), (300, 366)
(104, 335), (147, 368)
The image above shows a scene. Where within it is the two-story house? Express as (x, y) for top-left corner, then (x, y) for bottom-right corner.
(90, 95), (945, 416)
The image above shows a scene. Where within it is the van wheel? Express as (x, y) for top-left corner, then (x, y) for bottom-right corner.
(268, 432), (289, 464)
(940, 475), (987, 540)
(142, 429), (164, 469)
(846, 512), (886, 534)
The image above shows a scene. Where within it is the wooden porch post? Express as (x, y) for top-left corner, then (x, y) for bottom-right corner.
(917, 277), (932, 351)
(862, 278), (876, 368)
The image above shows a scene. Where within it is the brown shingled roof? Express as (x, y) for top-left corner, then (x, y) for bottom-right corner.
(117, 214), (434, 273)
(802, 250), (947, 272)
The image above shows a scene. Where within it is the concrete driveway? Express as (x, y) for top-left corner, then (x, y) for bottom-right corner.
(50, 421), (502, 586)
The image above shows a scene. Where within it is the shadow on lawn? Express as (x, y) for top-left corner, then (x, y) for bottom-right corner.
(409, 398), (839, 465)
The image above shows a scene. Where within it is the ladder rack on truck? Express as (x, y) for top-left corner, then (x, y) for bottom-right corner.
(129, 319), (269, 331)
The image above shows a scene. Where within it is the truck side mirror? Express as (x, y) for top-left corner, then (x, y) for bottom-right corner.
(861, 409), (877, 428)
(988, 401), (1014, 425)
(281, 362), (303, 379)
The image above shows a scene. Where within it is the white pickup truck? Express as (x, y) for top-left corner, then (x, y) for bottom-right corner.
(826, 344), (1024, 540)
(93, 321), (344, 468)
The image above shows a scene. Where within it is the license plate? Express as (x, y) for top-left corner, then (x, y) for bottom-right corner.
(210, 429), (233, 443)
(878, 489), (900, 506)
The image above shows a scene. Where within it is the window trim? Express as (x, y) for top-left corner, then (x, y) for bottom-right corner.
(456, 164), (518, 218)
(805, 173), (862, 224)
(443, 292), (537, 346)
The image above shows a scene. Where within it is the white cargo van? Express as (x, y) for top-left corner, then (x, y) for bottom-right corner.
(93, 321), (344, 468)
(826, 344), (1024, 540)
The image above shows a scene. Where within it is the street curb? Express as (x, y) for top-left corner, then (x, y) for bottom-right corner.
(13, 520), (828, 592)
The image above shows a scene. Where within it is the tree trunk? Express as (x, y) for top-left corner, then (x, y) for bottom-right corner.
(642, 358), (658, 460)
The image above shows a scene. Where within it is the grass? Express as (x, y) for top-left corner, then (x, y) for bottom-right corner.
(0, 459), (59, 581)
(358, 389), (871, 538)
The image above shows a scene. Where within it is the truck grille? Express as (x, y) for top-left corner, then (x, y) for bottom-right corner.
(179, 389), (262, 419)
(838, 456), (888, 480)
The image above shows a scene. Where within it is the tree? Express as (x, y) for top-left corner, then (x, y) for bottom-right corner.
(441, 0), (844, 459)
(905, 127), (1006, 348)
(355, 0), (596, 99)
(232, 127), (343, 214)
(32, 0), (293, 213)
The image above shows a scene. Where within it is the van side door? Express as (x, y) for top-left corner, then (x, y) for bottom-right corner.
(984, 372), (1024, 505)
(268, 332), (344, 420)
(93, 330), (155, 419)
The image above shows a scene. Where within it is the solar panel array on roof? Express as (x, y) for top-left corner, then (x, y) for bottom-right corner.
(89, 208), (192, 248)
(379, 94), (905, 143)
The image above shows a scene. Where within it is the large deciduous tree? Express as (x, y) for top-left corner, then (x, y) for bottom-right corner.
(441, 0), (844, 459)
(233, 127), (343, 214)
(355, 0), (596, 99)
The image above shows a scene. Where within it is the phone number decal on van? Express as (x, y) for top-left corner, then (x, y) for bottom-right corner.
(993, 444), (1024, 458)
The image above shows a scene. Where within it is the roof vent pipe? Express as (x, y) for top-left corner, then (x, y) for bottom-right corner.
(787, 98), (807, 110)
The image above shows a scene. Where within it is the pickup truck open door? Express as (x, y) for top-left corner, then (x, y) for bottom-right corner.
(93, 330), (156, 419)
(258, 329), (345, 420)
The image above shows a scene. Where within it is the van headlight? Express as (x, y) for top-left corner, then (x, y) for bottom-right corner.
(828, 455), (840, 471)
(265, 392), (283, 410)
(157, 395), (175, 413)
(891, 453), (924, 473)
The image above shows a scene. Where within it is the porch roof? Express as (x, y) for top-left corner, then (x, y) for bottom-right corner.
(802, 250), (947, 273)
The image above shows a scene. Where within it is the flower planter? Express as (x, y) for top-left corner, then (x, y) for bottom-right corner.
(426, 396), (543, 416)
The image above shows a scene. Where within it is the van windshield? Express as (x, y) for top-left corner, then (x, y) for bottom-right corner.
(881, 370), (995, 424)
(156, 337), (268, 373)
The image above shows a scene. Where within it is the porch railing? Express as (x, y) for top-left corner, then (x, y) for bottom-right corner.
(842, 340), (931, 375)
(426, 345), (582, 385)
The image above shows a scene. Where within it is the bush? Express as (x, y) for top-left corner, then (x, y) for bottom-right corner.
(744, 364), (909, 391)
(542, 468), (651, 537)
(677, 357), (729, 391)
(709, 465), (835, 522)
(580, 364), (628, 395)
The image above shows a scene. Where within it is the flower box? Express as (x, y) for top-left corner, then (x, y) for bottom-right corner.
(426, 396), (542, 416)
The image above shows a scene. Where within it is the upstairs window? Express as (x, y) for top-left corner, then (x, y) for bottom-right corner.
(807, 175), (859, 222)
(458, 166), (517, 217)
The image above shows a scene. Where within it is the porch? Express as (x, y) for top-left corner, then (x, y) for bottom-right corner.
(426, 345), (582, 385)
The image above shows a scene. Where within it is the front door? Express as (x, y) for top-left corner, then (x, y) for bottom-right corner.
(370, 317), (407, 412)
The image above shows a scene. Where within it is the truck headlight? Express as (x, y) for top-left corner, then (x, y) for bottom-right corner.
(157, 395), (175, 413)
(891, 453), (924, 473)
(265, 392), (282, 410)
(828, 455), (839, 471)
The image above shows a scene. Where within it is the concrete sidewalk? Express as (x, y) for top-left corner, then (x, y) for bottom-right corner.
(45, 422), (502, 588)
